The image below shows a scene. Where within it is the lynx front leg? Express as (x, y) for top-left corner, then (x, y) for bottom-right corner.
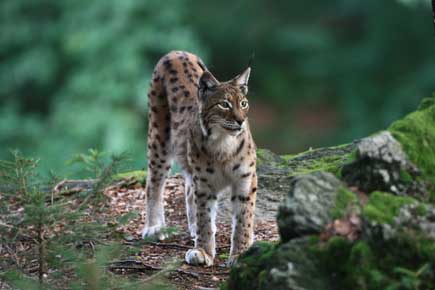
(229, 173), (257, 265)
(183, 173), (196, 238)
(185, 177), (217, 266)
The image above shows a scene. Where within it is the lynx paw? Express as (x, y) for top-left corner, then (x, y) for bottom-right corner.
(141, 224), (168, 241)
(185, 248), (214, 266)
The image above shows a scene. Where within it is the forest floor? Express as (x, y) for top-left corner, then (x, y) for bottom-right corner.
(1, 175), (279, 290)
(104, 174), (279, 290)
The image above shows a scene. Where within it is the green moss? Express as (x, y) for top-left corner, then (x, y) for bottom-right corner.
(113, 170), (146, 181)
(256, 143), (357, 178)
(223, 241), (276, 290)
(308, 231), (435, 290)
(388, 96), (435, 185)
(363, 191), (416, 224)
(218, 252), (230, 260)
(415, 204), (428, 216)
(331, 187), (358, 219)
(291, 156), (344, 176)
(349, 241), (373, 269)
(285, 144), (356, 177)
(227, 230), (435, 290)
(314, 236), (353, 271)
(399, 168), (414, 185)
(257, 270), (268, 287)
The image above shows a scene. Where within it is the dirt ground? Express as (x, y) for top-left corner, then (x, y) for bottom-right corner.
(104, 174), (279, 290)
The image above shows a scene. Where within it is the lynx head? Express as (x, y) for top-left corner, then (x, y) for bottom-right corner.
(198, 67), (251, 136)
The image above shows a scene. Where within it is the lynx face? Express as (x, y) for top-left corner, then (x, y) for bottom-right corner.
(198, 68), (250, 136)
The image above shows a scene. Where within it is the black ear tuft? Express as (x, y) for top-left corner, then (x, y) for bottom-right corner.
(232, 67), (251, 95)
(198, 71), (219, 100)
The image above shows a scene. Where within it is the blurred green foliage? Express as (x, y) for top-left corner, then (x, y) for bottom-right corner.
(0, 0), (434, 176)
(0, 0), (205, 175)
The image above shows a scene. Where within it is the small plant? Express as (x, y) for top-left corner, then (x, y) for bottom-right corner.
(0, 150), (67, 284)
(0, 150), (173, 289)
(219, 252), (230, 260)
(68, 148), (130, 204)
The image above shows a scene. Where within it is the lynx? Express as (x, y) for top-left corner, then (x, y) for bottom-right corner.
(142, 51), (257, 266)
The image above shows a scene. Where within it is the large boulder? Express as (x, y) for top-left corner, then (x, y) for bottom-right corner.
(277, 171), (343, 242)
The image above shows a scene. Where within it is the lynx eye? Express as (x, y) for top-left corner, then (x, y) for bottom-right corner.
(218, 100), (232, 110)
(240, 100), (249, 109)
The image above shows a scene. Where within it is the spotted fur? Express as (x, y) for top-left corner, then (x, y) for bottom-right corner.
(142, 51), (257, 266)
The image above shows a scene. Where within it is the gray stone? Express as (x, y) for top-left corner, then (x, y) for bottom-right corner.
(342, 131), (424, 197)
(277, 171), (342, 242)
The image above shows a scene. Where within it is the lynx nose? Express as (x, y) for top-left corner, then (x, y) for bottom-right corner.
(235, 119), (244, 127)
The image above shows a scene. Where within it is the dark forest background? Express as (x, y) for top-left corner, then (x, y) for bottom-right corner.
(1, 0), (434, 177)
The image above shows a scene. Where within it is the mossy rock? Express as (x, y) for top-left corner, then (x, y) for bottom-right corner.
(388, 95), (435, 186)
(342, 131), (426, 198)
(310, 229), (435, 290)
(224, 239), (332, 290)
(362, 191), (416, 224)
(278, 171), (356, 242)
(331, 187), (359, 219)
(257, 142), (357, 178)
(262, 240), (332, 290)
(249, 145), (357, 222)
(283, 142), (357, 177)
(223, 241), (276, 290)
(253, 145), (357, 222)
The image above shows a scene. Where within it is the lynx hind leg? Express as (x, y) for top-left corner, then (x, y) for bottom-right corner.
(228, 173), (257, 265)
(184, 173), (197, 238)
(142, 71), (172, 240)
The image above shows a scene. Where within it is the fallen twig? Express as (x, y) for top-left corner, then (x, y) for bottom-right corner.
(54, 179), (95, 193)
(108, 259), (231, 279)
(146, 241), (230, 251)
(147, 242), (191, 250)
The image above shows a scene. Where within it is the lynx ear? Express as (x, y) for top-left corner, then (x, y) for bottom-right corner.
(232, 67), (250, 95)
(199, 71), (219, 100)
